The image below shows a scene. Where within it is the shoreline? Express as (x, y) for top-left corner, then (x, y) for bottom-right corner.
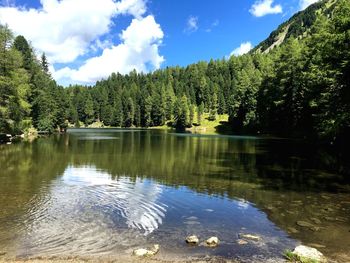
(0, 255), (252, 263)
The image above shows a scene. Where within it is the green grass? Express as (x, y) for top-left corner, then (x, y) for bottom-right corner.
(190, 114), (231, 134)
(78, 113), (231, 135)
(150, 113), (231, 134)
(284, 250), (319, 263)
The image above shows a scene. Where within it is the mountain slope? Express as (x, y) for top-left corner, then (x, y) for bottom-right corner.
(253, 0), (338, 53)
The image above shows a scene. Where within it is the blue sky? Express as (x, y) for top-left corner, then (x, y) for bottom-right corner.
(0, 0), (319, 85)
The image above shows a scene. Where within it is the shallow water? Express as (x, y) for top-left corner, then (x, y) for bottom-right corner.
(0, 129), (349, 262)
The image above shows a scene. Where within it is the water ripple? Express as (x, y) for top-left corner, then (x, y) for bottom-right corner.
(17, 166), (167, 256)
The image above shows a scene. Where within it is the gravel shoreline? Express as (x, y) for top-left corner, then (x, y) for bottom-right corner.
(0, 257), (241, 263)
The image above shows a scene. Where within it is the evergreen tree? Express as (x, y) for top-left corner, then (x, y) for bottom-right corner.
(41, 53), (49, 73)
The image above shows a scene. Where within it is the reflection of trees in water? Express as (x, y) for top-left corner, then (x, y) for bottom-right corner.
(0, 131), (349, 259)
(0, 137), (69, 213)
(66, 131), (260, 193)
(62, 131), (350, 259)
(0, 137), (70, 251)
(65, 131), (350, 195)
(253, 140), (350, 193)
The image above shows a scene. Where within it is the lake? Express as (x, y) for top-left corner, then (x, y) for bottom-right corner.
(0, 129), (349, 262)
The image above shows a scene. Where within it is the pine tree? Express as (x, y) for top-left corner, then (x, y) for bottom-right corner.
(41, 52), (49, 73)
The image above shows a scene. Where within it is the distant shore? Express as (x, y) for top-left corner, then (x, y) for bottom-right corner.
(71, 114), (233, 135)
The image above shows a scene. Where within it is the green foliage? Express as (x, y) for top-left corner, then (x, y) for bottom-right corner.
(197, 103), (204, 126)
(254, 0), (336, 53)
(0, 25), (69, 134)
(173, 96), (190, 130)
(0, 0), (349, 146)
(284, 250), (319, 263)
(41, 52), (49, 73)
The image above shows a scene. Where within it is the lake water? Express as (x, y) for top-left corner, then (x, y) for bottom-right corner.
(0, 129), (349, 262)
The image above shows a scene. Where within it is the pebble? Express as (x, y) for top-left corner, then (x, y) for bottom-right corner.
(310, 217), (322, 224)
(308, 243), (326, 249)
(205, 237), (219, 247)
(133, 244), (160, 257)
(239, 234), (261, 241)
(186, 235), (199, 245)
(287, 227), (299, 234)
(237, 239), (248, 245)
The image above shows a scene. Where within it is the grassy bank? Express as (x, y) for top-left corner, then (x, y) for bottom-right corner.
(80, 114), (231, 135)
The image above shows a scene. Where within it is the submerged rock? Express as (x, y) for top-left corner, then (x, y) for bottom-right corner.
(296, 220), (320, 231)
(133, 244), (160, 257)
(237, 239), (248, 245)
(335, 216), (347, 222)
(205, 236), (219, 247)
(323, 207), (334, 212)
(324, 216), (336, 221)
(186, 235), (199, 245)
(296, 221), (314, 228)
(292, 245), (327, 262)
(310, 217), (322, 224)
(287, 227), (299, 234)
(240, 234), (261, 241)
(308, 243), (326, 249)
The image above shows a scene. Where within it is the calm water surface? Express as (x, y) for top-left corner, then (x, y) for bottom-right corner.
(0, 129), (349, 262)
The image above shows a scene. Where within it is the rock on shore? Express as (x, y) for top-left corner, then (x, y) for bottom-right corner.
(292, 245), (327, 262)
(186, 235), (199, 245)
(133, 244), (160, 257)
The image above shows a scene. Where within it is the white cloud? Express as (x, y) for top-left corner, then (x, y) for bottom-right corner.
(299, 0), (319, 10)
(0, 0), (165, 85)
(250, 0), (282, 17)
(0, 0), (118, 63)
(115, 0), (147, 19)
(184, 16), (198, 34)
(205, 19), (219, 33)
(54, 15), (164, 84)
(229, 42), (253, 57)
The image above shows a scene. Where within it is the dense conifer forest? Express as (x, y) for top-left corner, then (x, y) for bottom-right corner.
(0, 0), (349, 145)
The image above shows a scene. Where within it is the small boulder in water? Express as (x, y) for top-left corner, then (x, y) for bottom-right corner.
(296, 221), (314, 228)
(292, 245), (327, 262)
(133, 244), (160, 257)
(237, 239), (248, 245)
(240, 234), (261, 241)
(186, 235), (199, 245)
(287, 227), (299, 234)
(205, 236), (219, 247)
(296, 220), (320, 231)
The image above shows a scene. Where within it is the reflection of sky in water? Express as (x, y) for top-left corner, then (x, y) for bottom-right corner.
(62, 166), (166, 235)
(13, 165), (297, 259)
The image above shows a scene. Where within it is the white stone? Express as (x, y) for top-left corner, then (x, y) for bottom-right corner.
(293, 245), (327, 262)
(133, 248), (149, 257)
(186, 235), (199, 244)
(206, 236), (219, 247)
(149, 244), (160, 255)
(133, 244), (160, 257)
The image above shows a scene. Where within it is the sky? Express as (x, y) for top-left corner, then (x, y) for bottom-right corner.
(0, 0), (320, 86)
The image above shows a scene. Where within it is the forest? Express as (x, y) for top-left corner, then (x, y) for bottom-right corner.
(0, 0), (349, 145)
